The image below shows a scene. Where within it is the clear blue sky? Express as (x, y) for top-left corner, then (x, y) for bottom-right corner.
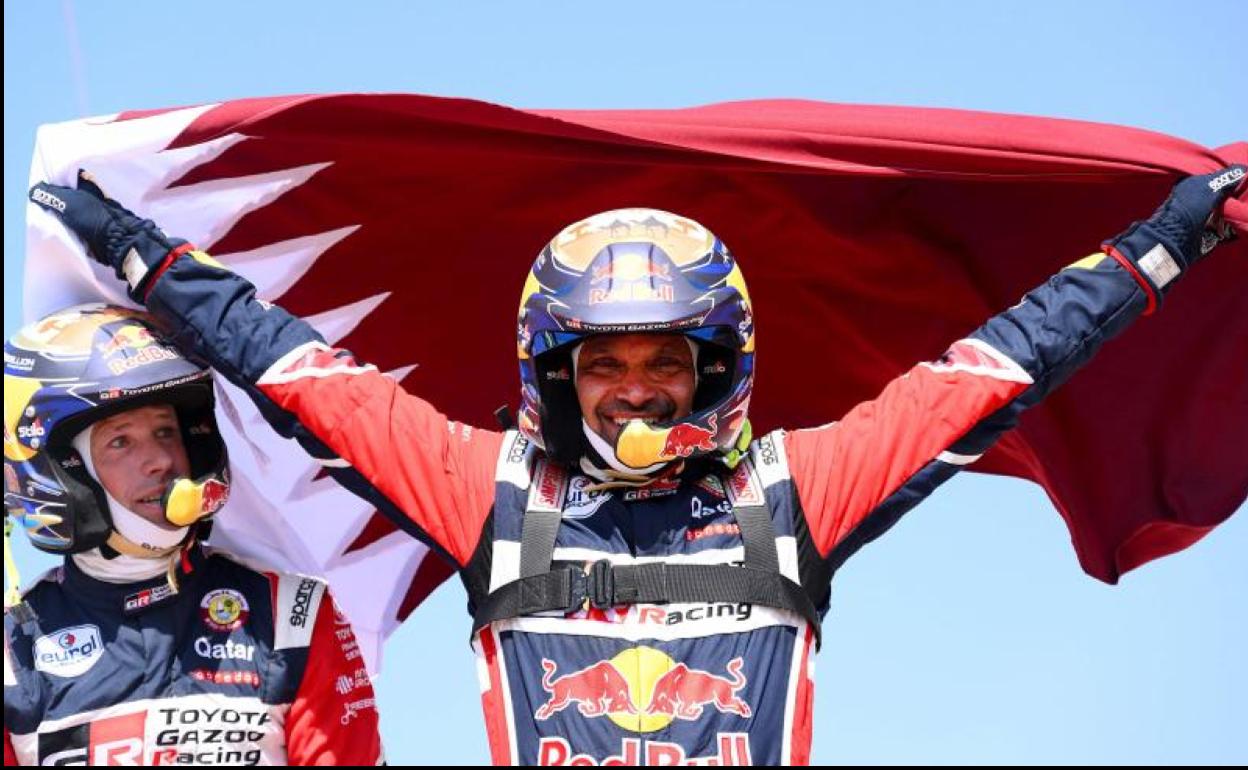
(4, 1), (1245, 764)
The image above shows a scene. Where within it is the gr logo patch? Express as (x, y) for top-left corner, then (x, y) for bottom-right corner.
(37, 711), (146, 765)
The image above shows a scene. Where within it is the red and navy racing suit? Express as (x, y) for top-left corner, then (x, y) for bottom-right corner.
(133, 245), (1157, 765)
(3, 545), (384, 765)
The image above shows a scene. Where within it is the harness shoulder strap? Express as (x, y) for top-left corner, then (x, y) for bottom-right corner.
(479, 456), (823, 649)
(518, 458), (567, 578)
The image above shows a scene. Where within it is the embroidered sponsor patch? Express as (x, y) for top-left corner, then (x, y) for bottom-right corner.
(33, 625), (104, 678)
(124, 583), (177, 614)
(200, 589), (250, 632)
(563, 475), (611, 519)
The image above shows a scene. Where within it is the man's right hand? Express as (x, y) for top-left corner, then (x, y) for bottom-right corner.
(29, 170), (192, 302)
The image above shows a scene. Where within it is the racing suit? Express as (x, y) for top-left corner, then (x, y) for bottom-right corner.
(120, 240), (1164, 765)
(3, 544), (383, 766)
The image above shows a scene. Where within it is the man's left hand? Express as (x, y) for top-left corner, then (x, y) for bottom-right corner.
(29, 170), (191, 302)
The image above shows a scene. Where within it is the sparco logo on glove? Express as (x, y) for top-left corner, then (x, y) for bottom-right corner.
(30, 188), (66, 212)
(1208, 167), (1245, 193)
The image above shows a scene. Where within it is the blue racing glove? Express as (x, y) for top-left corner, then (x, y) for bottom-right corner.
(1102, 164), (1245, 309)
(29, 170), (192, 302)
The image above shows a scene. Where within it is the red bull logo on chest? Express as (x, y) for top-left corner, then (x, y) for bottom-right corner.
(538, 733), (752, 766)
(535, 659), (638, 721)
(534, 645), (752, 733)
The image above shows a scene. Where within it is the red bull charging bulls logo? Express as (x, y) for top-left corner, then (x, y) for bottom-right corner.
(533, 646), (754, 765)
(96, 325), (157, 356)
(199, 477), (229, 515)
(660, 414), (718, 459)
(586, 252), (676, 305)
(535, 659), (638, 720)
(643, 657), (751, 720)
(534, 646), (750, 729)
(590, 257), (671, 284)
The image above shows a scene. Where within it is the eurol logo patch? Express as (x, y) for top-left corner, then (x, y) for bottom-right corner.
(34, 624), (104, 677)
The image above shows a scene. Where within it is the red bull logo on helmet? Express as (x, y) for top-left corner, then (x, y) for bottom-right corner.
(199, 476), (229, 515)
(105, 346), (180, 376)
(585, 249), (678, 305)
(96, 325), (157, 357)
(591, 257), (672, 284)
(587, 283), (675, 305)
(92, 320), (186, 376)
(660, 414), (718, 459)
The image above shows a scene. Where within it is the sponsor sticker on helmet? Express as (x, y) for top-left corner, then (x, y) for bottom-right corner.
(4, 351), (35, 371)
(106, 345), (181, 376)
(661, 414), (718, 459)
(200, 476), (230, 516)
(96, 325), (157, 356)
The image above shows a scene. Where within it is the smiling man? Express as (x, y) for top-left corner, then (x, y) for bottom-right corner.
(3, 305), (384, 766)
(574, 333), (698, 468)
(27, 165), (1245, 765)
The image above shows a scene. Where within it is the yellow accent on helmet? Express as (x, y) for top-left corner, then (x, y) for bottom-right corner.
(3, 375), (44, 463)
(164, 478), (208, 527)
(615, 420), (674, 469)
(720, 419), (754, 470)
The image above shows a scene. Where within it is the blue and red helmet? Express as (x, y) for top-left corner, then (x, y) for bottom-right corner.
(516, 209), (754, 472)
(3, 305), (229, 555)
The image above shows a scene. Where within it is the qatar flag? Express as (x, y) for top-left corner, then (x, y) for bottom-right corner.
(24, 94), (1247, 672)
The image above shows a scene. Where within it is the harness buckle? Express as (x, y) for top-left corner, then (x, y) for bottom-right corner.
(565, 566), (590, 614)
(563, 561), (615, 613)
(587, 559), (615, 609)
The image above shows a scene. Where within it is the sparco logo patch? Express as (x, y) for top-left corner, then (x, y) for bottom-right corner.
(31, 188), (67, 212)
(289, 578), (318, 628)
(1208, 167), (1245, 193)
